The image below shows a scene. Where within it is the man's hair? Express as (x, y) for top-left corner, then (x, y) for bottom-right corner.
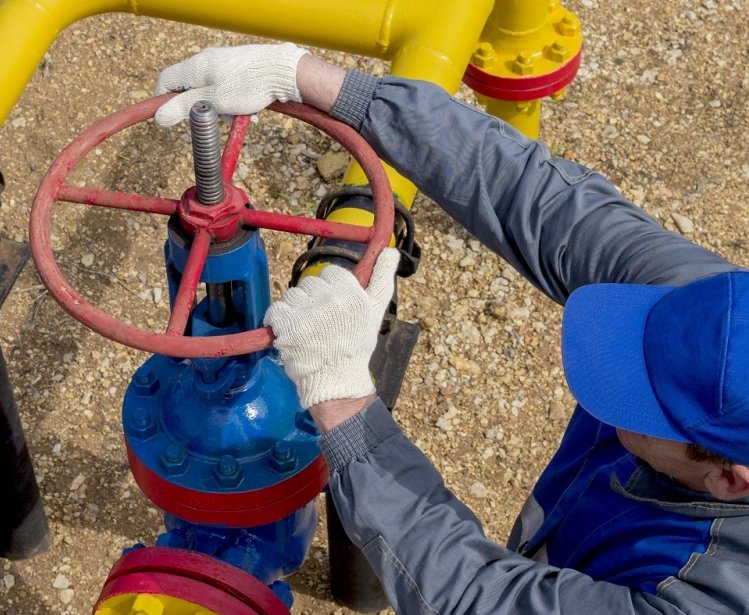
(686, 443), (734, 468)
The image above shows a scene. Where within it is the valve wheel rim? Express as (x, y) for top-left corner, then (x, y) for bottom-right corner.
(29, 94), (394, 358)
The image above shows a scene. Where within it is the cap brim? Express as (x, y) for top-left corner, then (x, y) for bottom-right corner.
(562, 283), (689, 442)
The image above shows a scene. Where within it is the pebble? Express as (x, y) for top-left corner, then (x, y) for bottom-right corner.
(470, 482), (488, 498)
(52, 574), (70, 589)
(69, 474), (85, 491)
(549, 402), (568, 421)
(81, 253), (94, 267)
(3, 574), (15, 590)
(59, 588), (74, 604)
(671, 212), (695, 234)
(153, 287), (163, 304)
(316, 151), (349, 181)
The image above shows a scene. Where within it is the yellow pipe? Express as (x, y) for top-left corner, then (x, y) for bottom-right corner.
(0, 0), (490, 125)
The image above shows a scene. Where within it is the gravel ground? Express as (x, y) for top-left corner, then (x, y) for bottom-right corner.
(1, 1), (748, 613)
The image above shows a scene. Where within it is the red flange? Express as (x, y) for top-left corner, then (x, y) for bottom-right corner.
(463, 49), (582, 102)
(94, 546), (290, 615)
(126, 442), (328, 527)
(30, 95), (394, 358)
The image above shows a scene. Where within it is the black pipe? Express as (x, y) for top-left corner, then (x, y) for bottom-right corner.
(326, 493), (388, 612)
(0, 347), (50, 559)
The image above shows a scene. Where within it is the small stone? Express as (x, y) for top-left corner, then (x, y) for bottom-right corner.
(549, 402), (567, 421)
(53, 574), (70, 589)
(59, 588), (74, 604)
(81, 253), (94, 267)
(671, 212), (695, 234)
(602, 125), (619, 139)
(469, 482), (488, 498)
(435, 417), (452, 432)
(80, 391), (92, 405)
(636, 135), (651, 144)
(459, 255), (475, 268)
(69, 474), (85, 491)
(316, 151), (349, 181)
(3, 574), (15, 590)
(153, 287), (163, 304)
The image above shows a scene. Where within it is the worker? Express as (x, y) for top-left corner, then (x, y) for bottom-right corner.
(154, 44), (749, 613)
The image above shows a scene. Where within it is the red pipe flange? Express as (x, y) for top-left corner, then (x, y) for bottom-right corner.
(94, 546), (290, 614)
(30, 95), (394, 358)
(463, 50), (582, 102)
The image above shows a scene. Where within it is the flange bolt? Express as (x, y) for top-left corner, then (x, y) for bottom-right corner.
(161, 444), (188, 475)
(270, 441), (297, 473)
(128, 407), (156, 440)
(215, 454), (243, 487)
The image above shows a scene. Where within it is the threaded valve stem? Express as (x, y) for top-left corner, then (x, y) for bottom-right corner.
(189, 101), (224, 205)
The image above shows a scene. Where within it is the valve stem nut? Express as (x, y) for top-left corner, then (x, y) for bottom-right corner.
(215, 454), (243, 487)
(161, 443), (189, 475)
(127, 407), (156, 440)
(133, 368), (160, 396)
(270, 441), (297, 473)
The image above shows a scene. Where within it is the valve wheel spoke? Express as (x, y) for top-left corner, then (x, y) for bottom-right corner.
(241, 208), (373, 243)
(57, 184), (179, 216)
(222, 115), (251, 183)
(166, 229), (211, 336)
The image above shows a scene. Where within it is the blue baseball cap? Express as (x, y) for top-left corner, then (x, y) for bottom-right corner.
(562, 271), (749, 464)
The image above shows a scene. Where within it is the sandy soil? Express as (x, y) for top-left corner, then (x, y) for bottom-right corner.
(0, 1), (748, 613)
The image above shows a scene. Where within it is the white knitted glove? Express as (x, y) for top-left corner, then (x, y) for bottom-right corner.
(264, 249), (400, 408)
(153, 43), (309, 126)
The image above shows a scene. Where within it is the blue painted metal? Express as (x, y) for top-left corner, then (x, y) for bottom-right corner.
(122, 221), (323, 608)
(155, 504), (317, 608)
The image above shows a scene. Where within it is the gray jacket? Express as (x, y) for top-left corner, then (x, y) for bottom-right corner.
(318, 70), (749, 614)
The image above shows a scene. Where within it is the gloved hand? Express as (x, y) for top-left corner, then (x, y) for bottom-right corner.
(264, 249), (400, 408)
(153, 43), (309, 126)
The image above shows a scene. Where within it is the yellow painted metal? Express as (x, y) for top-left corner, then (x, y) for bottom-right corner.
(342, 0), (494, 207)
(481, 97), (542, 140)
(469, 0), (583, 138)
(0, 0), (491, 126)
(94, 592), (218, 615)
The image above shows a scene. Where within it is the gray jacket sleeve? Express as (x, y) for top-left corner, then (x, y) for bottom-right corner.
(321, 401), (687, 614)
(331, 71), (739, 302)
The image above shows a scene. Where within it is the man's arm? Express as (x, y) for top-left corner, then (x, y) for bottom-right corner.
(296, 66), (739, 304)
(320, 398), (692, 615)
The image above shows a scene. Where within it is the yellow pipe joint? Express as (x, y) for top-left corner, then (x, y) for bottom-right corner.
(468, 0), (583, 138)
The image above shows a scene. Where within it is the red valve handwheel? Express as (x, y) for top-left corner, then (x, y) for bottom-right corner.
(29, 94), (394, 358)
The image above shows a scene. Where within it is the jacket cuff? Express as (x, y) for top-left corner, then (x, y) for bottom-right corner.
(319, 398), (402, 473)
(330, 69), (381, 131)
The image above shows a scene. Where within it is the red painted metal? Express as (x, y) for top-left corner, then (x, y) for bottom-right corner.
(166, 228), (210, 336)
(94, 546), (290, 615)
(242, 208), (372, 243)
(29, 95), (394, 358)
(222, 115), (252, 183)
(58, 184), (178, 216)
(463, 49), (582, 102)
(126, 442), (329, 527)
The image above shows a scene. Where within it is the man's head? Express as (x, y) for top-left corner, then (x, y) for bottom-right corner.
(562, 271), (749, 501)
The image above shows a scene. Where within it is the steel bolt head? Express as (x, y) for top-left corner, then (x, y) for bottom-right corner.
(512, 53), (535, 75)
(133, 368), (160, 396)
(161, 444), (188, 475)
(128, 407), (156, 440)
(215, 454), (243, 487)
(270, 442), (297, 473)
(272, 441), (293, 461)
(548, 41), (571, 63)
(473, 42), (496, 68)
(218, 454), (239, 476)
(558, 14), (580, 36)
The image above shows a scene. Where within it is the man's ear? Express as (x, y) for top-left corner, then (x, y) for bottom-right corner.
(704, 464), (749, 500)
